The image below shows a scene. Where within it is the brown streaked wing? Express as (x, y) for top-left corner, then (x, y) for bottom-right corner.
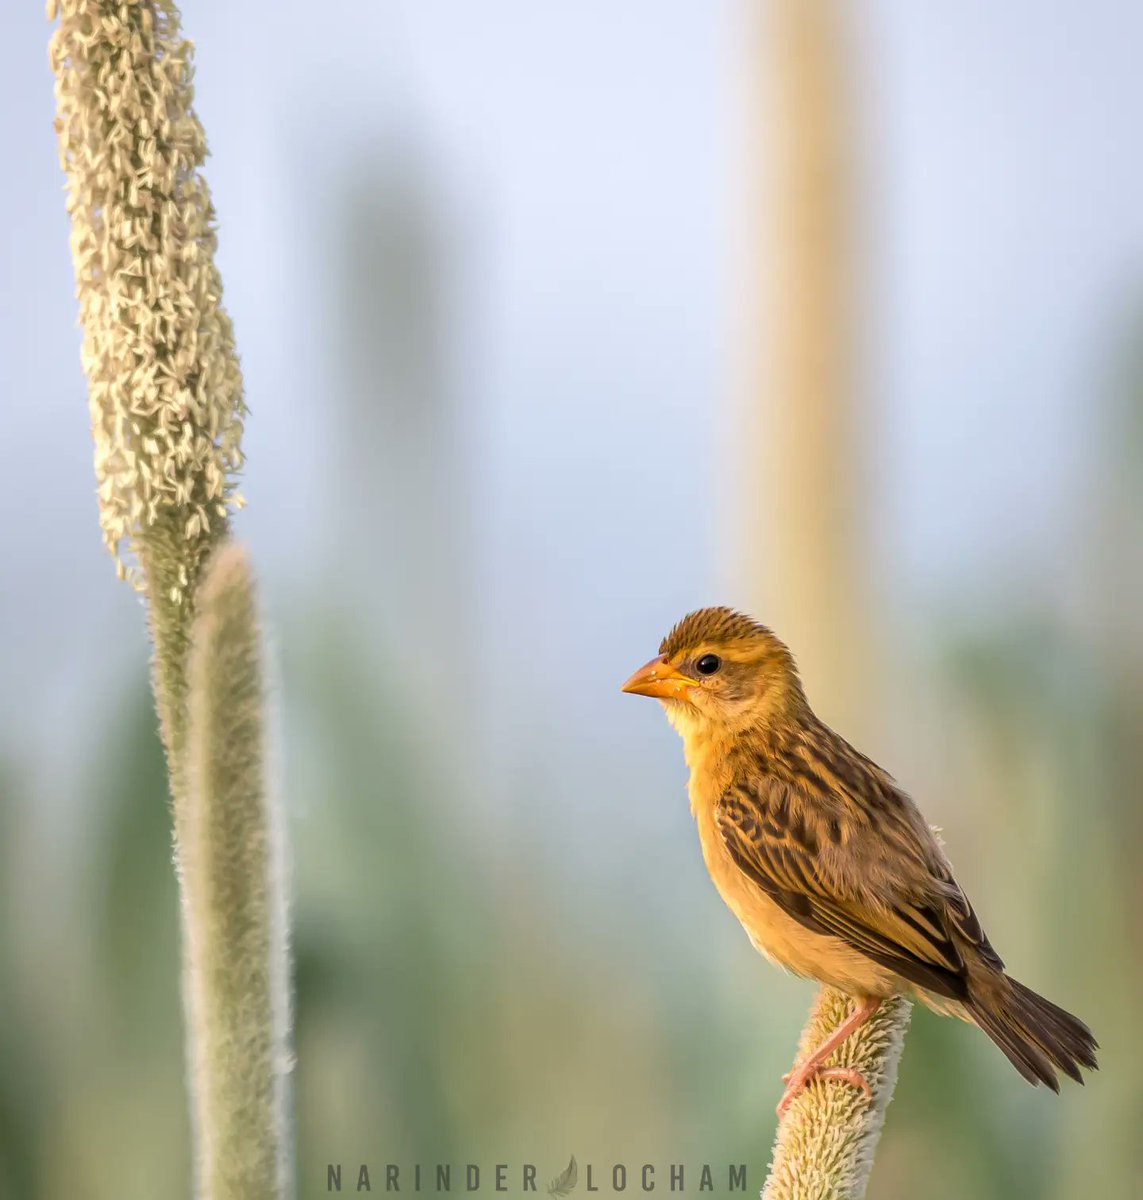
(798, 721), (1005, 975)
(716, 782), (972, 1001)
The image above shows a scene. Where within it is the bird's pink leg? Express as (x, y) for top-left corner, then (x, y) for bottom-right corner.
(777, 997), (882, 1119)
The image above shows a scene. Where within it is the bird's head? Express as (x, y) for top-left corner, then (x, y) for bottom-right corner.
(621, 607), (805, 742)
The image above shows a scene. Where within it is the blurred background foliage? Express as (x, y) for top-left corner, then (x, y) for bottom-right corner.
(3, 2), (1143, 1198)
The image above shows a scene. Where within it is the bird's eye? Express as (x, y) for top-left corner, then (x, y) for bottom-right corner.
(695, 653), (722, 676)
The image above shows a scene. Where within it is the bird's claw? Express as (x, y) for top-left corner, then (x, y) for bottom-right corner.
(777, 1064), (873, 1119)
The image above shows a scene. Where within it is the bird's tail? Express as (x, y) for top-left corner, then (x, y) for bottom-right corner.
(969, 976), (1098, 1090)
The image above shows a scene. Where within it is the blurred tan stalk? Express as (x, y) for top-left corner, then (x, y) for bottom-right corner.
(49, 2), (290, 1196)
(736, 1), (908, 1195)
(735, 0), (872, 736)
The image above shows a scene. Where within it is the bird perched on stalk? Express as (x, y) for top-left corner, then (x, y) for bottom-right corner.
(622, 607), (1097, 1117)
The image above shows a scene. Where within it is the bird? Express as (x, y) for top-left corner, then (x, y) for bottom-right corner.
(621, 606), (1098, 1117)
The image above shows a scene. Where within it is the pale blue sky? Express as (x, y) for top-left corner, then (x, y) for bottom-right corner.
(2, 2), (1141, 801)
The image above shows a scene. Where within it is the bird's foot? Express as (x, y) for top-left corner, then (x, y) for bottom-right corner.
(775, 996), (882, 1119)
(777, 1063), (873, 1119)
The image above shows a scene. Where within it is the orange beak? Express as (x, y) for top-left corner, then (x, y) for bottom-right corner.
(621, 654), (696, 700)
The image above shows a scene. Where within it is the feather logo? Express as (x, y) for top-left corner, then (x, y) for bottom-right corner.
(547, 1155), (578, 1197)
